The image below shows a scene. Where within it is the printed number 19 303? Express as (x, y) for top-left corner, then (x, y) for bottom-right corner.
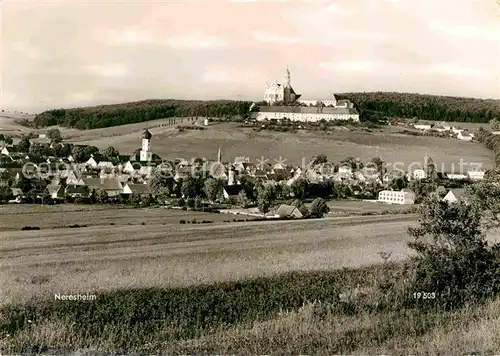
(413, 292), (436, 299)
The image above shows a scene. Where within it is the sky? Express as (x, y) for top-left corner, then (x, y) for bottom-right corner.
(1, 0), (499, 113)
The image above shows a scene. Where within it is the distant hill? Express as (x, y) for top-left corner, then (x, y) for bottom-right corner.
(32, 93), (500, 130)
(336, 92), (500, 123)
(33, 99), (253, 130)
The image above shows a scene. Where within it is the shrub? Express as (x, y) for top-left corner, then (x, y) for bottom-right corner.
(21, 226), (40, 231)
(179, 220), (186, 224)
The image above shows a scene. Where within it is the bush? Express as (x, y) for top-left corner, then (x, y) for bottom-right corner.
(406, 197), (500, 310)
(21, 226), (40, 231)
(179, 220), (186, 224)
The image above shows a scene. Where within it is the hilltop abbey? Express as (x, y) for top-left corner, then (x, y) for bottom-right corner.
(256, 68), (359, 122)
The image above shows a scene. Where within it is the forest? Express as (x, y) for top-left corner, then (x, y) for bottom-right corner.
(336, 92), (500, 123)
(33, 100), (253, 129)
(32, 93), (500, 130)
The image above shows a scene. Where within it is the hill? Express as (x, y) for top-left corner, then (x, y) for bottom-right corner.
(33, 99), (253, 130)
(336, 92), (500, 123)
(31, 93), (500, 130)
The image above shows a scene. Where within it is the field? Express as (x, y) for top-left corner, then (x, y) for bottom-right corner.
(68, 121), (494, 171)
(1, 113), (494, 172)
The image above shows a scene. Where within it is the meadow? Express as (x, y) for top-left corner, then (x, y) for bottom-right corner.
(69, 121), (494, 172)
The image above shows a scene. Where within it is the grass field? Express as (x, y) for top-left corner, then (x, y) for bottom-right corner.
(68, 121), (494, 171)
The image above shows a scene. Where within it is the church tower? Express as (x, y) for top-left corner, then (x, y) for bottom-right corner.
(284, 66), (291, 88)
(140, 129), (152, 162)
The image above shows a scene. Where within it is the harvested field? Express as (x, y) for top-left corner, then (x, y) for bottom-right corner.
(325, 199), (417, 214)
(1, 204), (498, 307)
(0, 203), (420, 306)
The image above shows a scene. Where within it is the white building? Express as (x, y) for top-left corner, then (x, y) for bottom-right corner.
(413, 169), (427, 180)
(413, 123), (432, 130)
(457, 130), (473, 141)
(467, 170), (485, 181)
(447, 173), (468, 180)
(140, 129), (152, 162)
(378, 188), (415, 205)
(259, 68), (359, 122)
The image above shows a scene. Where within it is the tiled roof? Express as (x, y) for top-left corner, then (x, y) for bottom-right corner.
(223, 184), (244, 196)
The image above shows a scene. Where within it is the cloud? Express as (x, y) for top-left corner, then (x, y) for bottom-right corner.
(166, 34), (230, 49)
(429, 20), (499, 41)
(84, 63), (129, 78)
(252, 31), (301, 44)
(425, 63), (489, 76)
(101, 27), (154, 45)
(320, 61), (378, 73)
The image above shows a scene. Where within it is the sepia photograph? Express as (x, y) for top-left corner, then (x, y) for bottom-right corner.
(0, 0), (499, 354)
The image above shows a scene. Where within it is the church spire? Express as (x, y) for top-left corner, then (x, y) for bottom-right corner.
(285, 66), (291, 88)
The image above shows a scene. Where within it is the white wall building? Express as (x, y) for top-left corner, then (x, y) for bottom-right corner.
(378, 188), (415, 205)
(467, 170), (485, 180)
(413, 169), (427, 180)
(457, 131), (473, 141)
(413, 124), (432, 130)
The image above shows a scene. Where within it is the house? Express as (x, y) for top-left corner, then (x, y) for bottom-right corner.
(83, 177), (123, 197)
(122, 161), (136, 174)
(98, 161), (114, 170)
(275, 204), (304, 219)
(439, 122), (452, 131)
(451, 126), (463, 134)
(66, 170), (85, 185)
(413, 122), (432, 130)
(431, 124), (447, 133)
(467, 170), (485, 181)
(65, 185), (89, 198)
(378, 188), (415, 205)
(442, 188), (467, 203)
(86, 156), (98, 168)
(1, 146), (16, 156)
(46, 184), (65, 200)
(457, 130), (473, 141)
(447, 173), (468, 180)
(122, 183), (151, 195)
(222, 185), (244, 200)
(413, 169), (427, 180)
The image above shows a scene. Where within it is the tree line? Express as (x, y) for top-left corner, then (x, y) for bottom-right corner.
(32, 100), (253, 129)
(336, 92), (500, 123)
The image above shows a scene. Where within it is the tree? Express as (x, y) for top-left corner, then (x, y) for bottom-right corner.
(149, 167), (175, 203)
(256, 184), (276, 213)
(47, 128), (62, 143)
(291, 178), (309, 199)
(309, 198), (330, 218)
(0, 186), (13, 203)
(409, 180), (436, 203)
(4, 136), (13, 145)
(194, 196), (203, 210)
(466, 178), (500, 229)
(84, 145), (99, 158)
(237, 190), (249, 208)
(71, 146), (86, 163)
(181, 176), (203, 199)
(186, 197), (195, 209)
(489, 118), (500, 131)
(203, 178), (224, 202)
(103, 146), (119, 158)
(407, 196), (500, 307)
(129, 192), (142, 206)
(312, 154), (328, 166)
(17, 137), (31, 153)
(96, 189), (109, 204)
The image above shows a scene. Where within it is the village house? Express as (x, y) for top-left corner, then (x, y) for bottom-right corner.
(442, 188), (467, 203)
(122, 183), (151, 195)
(457, 130), (473, 141)
(467, 170), (485, 181)
(46, 184), (65, 200)
(413, 169), (427, 180)
(83, 177), (123, 197)
(378, 188), (415, 205)
(222, 185), (244, 201)
(446, 173), (468, 180)
(275, 204), (304, 219)
(65, 185), (89, 198)
(86, 156), (98, 168)
(413, 122), (432, 130)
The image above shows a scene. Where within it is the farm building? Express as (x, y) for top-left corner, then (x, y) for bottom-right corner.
(275, 204), (304, 219)
(378, 188), (415, 205)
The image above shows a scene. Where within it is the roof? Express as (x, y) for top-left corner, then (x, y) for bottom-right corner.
(223, 184), (244, 196)
(142, 129), (152, 139)
(448, 188), (466, 200)
(46, 184), (62, 194)
(125, 184), (150, 194)
(83, 178), (122, 191)
(459, 131), (471, 137)
(65, 185), (89, 194)
(276, 204), (303, 219)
